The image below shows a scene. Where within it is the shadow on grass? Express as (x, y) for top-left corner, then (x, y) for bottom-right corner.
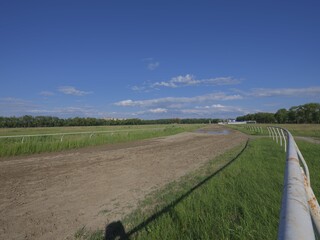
(105, 139), (249, 240)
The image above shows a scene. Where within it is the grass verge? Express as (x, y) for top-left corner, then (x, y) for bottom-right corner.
(227, 124), (320, 138)
(295, 140), (320, 197)
(0, 124), (202, 157)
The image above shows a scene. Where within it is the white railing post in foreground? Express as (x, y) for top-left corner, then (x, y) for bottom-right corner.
(278, 130), (315, 240)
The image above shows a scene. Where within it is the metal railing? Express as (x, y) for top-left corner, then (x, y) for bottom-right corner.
(267, 126), (320, 240)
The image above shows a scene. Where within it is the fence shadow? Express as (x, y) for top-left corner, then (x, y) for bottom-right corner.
(105, 140), (249, 240)
(105, 221), (128, 240)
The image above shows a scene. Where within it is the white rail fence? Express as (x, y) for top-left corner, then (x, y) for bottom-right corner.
(245, 125), (264, 133)
(267, 126), (320, 240)
(0, 127), (166, 143)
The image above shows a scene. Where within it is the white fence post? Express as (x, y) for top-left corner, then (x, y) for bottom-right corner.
(277, 128), (282, 146)
(280, 129), (287, 153)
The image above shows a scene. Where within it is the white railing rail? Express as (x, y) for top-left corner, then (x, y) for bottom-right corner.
(267, 126), (320, 240)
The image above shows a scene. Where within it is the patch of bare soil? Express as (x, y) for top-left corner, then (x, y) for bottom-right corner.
(0, 125), (247, 240)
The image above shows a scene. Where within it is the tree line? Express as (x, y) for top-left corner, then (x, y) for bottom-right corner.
(0, 116), (219, 128)
(1, 102), (319, 128)
(236, 103), (320, 124)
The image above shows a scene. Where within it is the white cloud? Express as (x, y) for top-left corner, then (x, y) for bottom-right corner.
(246, 87), (320, 97)
(114, 92), (243, 108)
(29, 106), (108, 118)
(121, 103), (249, 119)
(0, 97), (34, 107)
(154, 74), (241, 88)
(116, 100), (136, 107)
(149, 108), (168, 113)
(152, 74), (198, 88)
(153, 81), (177, 88)
(133, 74), (241, 91)
(0, 98), (106, 118)
(143, 58), (160, 71)
(58, 86), (93, 96)
(180, 104), (249, 116)
(40, 91), (55, 96)
(131, 86), (146, 91)
(263, 103), (281, 107)
(206, 77), (241, 86)
(0, 97), (38, 116)
(148, 62), (160, 71)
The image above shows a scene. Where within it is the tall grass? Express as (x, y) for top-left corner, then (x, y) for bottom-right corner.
(0, 125), (175, 136)
(0, 124), (202, 157)
(296, 140), (320, 197)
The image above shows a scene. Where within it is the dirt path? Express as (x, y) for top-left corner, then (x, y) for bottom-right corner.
(0, 125), (247, 240)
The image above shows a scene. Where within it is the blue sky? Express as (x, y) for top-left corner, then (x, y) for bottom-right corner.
(1, 0), (320, 119)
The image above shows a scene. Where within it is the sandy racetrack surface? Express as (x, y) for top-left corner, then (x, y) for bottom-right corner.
(0, 125), (247, 240)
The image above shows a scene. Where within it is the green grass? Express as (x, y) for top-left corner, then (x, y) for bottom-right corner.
(226, 124), (267, 136)
(227, 124), (320, 138)
(0, 124), (203, 157)
(0, 125), (174, 136)
(274, 124), (320, 138)
(295, 140), (320, 197)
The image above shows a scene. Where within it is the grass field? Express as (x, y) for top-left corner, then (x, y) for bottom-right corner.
(3, 123), (319, 239)
(226, 123), (320, 138)
(0, 124), (203, 157)
(274, 124), (320, 138)
(0, 125), (169, 136)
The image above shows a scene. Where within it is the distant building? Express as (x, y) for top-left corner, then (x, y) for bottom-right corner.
(227, 121), (247, 125)
(246, 120), (256, 124)
(103, 117), (127, 121)
(218, 119), (249, 125)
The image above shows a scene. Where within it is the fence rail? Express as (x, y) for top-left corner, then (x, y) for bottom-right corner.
(267, 126), (320, 240)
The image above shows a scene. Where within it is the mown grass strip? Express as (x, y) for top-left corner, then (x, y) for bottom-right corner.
(227, 124), (320, 138)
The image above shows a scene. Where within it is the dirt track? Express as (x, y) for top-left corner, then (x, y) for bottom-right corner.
(0, 125), (247, 240)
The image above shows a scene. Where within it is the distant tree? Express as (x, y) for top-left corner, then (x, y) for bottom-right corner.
(288, 106), (298, 123)
(303, 103), (320, 123)
(275, 108), (288, 123)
